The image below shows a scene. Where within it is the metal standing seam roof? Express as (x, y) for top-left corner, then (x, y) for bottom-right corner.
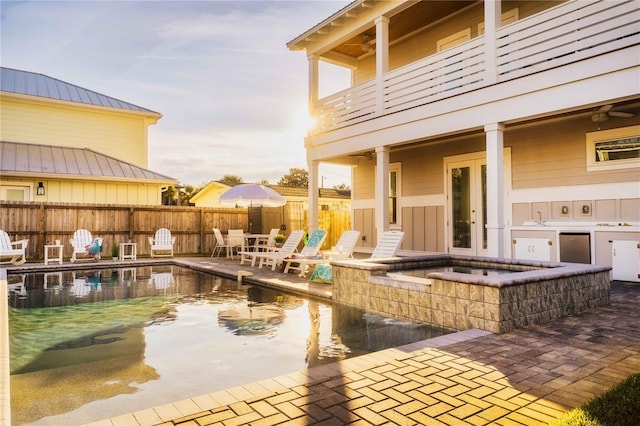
(0, 141), (176, 183)
(0, 67), (161, 116)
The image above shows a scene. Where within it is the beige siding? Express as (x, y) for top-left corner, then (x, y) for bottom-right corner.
(402, 206), (445, 252)
(0, 177), (161, 205)
(509, 116), (640, 189)
(1, 98), (149, 168)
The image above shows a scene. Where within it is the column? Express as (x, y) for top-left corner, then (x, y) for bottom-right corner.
(484, 0), (501, 84)
(307, 159), (319, 234)
(308, 54), (319, 114)
(485, 122), (505, 258)
(375, 146), (390, 243)
(375, 16), (389, 115)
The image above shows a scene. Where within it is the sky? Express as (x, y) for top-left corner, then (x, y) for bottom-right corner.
(1, 0), (353, 188)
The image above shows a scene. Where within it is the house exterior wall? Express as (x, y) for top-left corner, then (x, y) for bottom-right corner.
(1, 97), (150, 168)
(0, 176), (162, 205)
(292, 0), (639, 276)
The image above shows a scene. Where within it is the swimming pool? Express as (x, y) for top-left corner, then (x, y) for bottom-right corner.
(8, 266), (452, 425)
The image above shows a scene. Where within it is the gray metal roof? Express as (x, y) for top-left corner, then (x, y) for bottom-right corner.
(0, 141), (176, 183)
(0, 67), (161, 115)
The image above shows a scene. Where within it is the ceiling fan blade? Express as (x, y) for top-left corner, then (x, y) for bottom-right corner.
(599, 104), (613, 112)
(609, 111), (634, 118)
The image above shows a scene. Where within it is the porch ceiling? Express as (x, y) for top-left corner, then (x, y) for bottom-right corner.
(289, 0), (474, 59)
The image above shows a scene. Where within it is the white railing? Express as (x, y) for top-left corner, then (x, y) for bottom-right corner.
(310, 0), (639, 134)
(496, 0), (640, 80)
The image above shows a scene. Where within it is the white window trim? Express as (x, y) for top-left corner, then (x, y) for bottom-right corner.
(389, 163), (401, 228)
(586, 125), (640, 171)
(0, 181), (34, 201)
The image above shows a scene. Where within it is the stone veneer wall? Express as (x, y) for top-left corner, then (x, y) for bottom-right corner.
(331, 257), (610, 333)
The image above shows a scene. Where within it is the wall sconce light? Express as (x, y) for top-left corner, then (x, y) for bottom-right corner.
(36, 182), (45, 196)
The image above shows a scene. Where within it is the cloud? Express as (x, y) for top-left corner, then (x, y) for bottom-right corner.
(2, 0), (352, 187)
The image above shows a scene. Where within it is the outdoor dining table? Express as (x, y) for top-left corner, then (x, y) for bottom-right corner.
(243, 234), (269, 252)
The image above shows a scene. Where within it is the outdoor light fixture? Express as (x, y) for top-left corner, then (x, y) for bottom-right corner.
(36, 182), (45, 196)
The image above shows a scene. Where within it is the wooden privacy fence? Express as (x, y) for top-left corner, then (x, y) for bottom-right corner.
(0, 201), (351, 261)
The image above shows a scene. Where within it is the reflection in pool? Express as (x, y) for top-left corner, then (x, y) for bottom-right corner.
(8, 266), (452, 425)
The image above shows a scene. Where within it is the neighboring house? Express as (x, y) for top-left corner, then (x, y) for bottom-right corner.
(0, 67), (176, 204)
(190, 181), (351, 211)
(288, 0), (640, 278)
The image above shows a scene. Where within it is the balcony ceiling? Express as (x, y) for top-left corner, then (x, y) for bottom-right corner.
(289, 0), (475, 59)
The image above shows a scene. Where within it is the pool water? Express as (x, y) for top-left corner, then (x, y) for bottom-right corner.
(8, 266), (452, 425)
(397, 265), (515, 278)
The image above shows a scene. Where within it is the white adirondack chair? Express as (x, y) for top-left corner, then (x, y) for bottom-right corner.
(0, 230), (28, 265)
(148, 228), (175, 258)
(70, 229), (103, 262)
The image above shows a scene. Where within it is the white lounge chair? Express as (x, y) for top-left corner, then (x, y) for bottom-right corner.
(283, 230), (360, 277)
(244, 230), (305, 271)
(0, 230), (29, 265)
(239, 228), (279, 265)
(282, 230), (329, 276)
(309, 230), (405, 283)
(70, 229), (103, 262)
(148, 228), (175, 258)
(370, 230), (405, 259)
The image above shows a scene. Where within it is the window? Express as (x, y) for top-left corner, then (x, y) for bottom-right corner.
(586, 126), (640, 171)
(388, 163), (401, 226)
(0, 183), (31, 201)
(389, 169), (397, 224)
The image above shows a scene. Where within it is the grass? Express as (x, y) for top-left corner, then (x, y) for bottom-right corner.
(549, 373), (640, 426)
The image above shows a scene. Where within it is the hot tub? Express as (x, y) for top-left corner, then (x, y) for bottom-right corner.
(330, 254), (611, 333)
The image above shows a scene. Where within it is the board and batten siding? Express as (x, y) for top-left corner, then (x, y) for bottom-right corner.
(29, 179), (162, 205)
(1, 98), (149, 168)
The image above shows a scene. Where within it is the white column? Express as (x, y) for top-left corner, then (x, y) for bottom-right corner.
(484, 0), (501, 84)
(375, 16), (389, 115)
(485, 122), (505, 258)
(308, 159), (319, 234)
(308, 54), (319, 113)
(375, 146), (390, 242)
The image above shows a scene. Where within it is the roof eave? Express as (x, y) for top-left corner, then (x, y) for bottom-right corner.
(0, 90), (163, 121)
(1, 170), (177, 184)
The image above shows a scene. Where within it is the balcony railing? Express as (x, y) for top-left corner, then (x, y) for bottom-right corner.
(311, 0), (639, 134)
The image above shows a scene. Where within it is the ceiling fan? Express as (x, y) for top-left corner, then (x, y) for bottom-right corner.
(344, 35), (376, 52)
(591, 104), (635, 123)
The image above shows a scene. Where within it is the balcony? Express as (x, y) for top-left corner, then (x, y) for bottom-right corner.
(310, 0), (639, 134)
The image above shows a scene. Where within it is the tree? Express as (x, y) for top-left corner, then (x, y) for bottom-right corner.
(278, 168), (308, 187)
(220, 175), (243, 185)
(334, 183), (350, 190)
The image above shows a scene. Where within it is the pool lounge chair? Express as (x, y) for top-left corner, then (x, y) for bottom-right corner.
(310, 230), (405, 283)
(238, 228), (279, 265)
(283, 230), (360, 277)
(70, 229), (103, 262)
(282, 229), (331, 276)
(244, 230), (305, 271)
(0, 230), (29, 265)
(149, 228), (175, 258)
